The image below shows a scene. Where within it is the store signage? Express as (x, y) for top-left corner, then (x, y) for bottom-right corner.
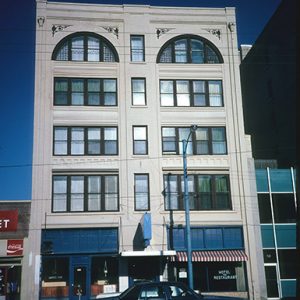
(7, 240), (24, 256)
(213, 269), (237, 280)
(0, 210), (18, 232)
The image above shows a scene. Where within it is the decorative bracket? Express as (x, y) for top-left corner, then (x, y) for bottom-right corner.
(102, 26), (119, 38)
(204, 29), (221, 40)
(37, 17), (45, 27)
(52, 24), (71, 37)
(228, 22), (235, 33)
(156, 28), (174, 39)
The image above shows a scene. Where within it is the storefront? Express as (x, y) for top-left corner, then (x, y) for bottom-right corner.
(168, 226), (249, 296)
(0, 201), (31, 300)
(41, 228), (119, 300)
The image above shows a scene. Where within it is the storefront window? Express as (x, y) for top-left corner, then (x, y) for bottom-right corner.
(90, 257), (118, 297)
(0, 266), (21, 300)
(41, 257), (69, 298)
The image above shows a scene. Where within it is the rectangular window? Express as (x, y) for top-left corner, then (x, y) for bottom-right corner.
(160, 80), (223, 107)
(163, 174), (231, 211)
(130, 35), (145, 62)
(54, 78), (117, 106)
(52, 175), (119, 212)
(133, 126), (148, 155)
(134, 174), (150, 211)
(132, 78), (146, 105)
(162, 127), (227, 155)
(54, 126), (118, 156)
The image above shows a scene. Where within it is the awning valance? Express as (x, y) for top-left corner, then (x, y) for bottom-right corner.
(172, 250), (248, 262)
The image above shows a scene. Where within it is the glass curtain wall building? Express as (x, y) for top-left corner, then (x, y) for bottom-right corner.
(256, 168), (297, 299)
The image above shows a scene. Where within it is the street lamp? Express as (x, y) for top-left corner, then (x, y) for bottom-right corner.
(182, 124), (198, 290)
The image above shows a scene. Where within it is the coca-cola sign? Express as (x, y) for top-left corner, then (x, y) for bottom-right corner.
(7, 240), (24, 256)
(0, 210), (18, 231)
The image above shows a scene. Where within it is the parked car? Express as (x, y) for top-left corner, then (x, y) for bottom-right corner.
(95, 281), (244, 300)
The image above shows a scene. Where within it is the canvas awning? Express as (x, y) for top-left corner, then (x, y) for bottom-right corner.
(172, 250), (248, 262)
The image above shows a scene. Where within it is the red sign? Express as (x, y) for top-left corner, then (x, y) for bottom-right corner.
(0, 210), (18, 232)
(7, 240), (24, 256)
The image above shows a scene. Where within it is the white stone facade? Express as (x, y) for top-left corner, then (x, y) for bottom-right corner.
(23, 1), (266, 299)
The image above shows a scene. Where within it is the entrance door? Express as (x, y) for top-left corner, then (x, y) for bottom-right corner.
(128, 257), (160, 286)
(70, 257), (90, 300)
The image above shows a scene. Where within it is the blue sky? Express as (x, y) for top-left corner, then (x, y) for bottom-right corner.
(0, 0), (281, 200)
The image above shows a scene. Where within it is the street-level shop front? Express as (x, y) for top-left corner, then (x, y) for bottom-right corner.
(41, 228), (119, 300)
(0, 201), (31, 300)
(168, 226), (249, 297)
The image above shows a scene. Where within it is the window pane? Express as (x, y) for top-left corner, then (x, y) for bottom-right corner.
(159, 45), (172, 63)
(71, 128), (84, 155)
(53, 176), (68, 211)
(278, 249), (297, 279)
(212, 128), (226, 154)
(88, 79), (100, 91)
(176, 81), (190, 106)
(104, 80), (116, 92)
(175, 39), (187, 63)
(71, 36), (84, 61)
(160, 81), (173, 93)
(135, 174), (149, 210)
(103, 44), (115, 62)
(88, 176), (101, 211)
(56, 42), (68, 60)
(258, 194), (272, 223)
(209, 81), (222, 106)
(272, 194), (297, 223)
(88, 128), (101, 155)
(71, 80), (84, 105)
(132, 79), (146, 105)
(104, 128), (117, 154)
(104, 176), (118, 210)
(198, 176), (212, 209)
(131, 36), (144, 62)
(178, 128), (193, 154)
(162, 128), (176, 153)
(164, 174), (179, 210)
(206, 45), (220, 63)
(191, 39), (204, 63)
(54, 127), (68, 155)
(196, 128), (209, 154)
(134, 141), (146, 155)
(134, 127), (146, 139)
(55, 79), (68, 105)
(180, 175), (195, 209)
(193, 81), (205, 93)
(70, 176), (84, 211)
(87, 37), (99, 61)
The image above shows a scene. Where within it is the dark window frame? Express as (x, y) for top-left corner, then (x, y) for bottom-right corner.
(160, 79), (223, 107)
(131, 77), (147, 106)
(134, 173), (150, 211)
(54, 77), (118, 106)
(52, 174), (119, 213)
(161, 126), (227, 155)
(133, 126), (148, 155)
(53, 126), (118, 156)
(163, 174), (232, 211)
(130, 35), (145, 62)
(157, 34), (223, 64)
(52, 32), (119, 62)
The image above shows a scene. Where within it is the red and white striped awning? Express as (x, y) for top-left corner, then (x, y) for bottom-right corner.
(172, 250), (248, 262)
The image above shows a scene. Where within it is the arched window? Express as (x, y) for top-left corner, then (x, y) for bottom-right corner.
(157, 35), (223, 64)
(52, 32), (119, 62)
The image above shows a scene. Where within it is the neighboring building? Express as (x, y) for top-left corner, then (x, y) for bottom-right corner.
(240, 1), (298, 299)
(240, 0), (297, 168)
(256, 168), (297, 299)
(0, 200), (31, 300)
(24, 1), (266, 299)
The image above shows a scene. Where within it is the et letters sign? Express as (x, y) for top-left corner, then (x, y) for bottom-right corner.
(0, 210), (18, 232)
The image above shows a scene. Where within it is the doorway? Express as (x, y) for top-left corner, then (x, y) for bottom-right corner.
(70, 257), (90, 300)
